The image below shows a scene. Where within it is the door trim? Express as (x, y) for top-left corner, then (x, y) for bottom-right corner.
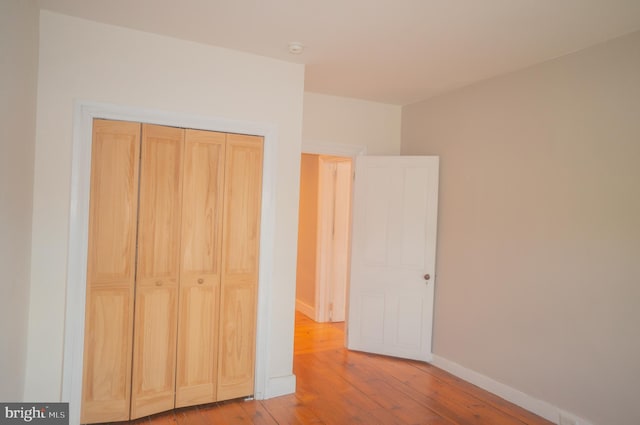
(315, 156), (352, 322)
(62, 101), (278, 424)
(299, 142), (365, 325)
(302, 140), (366, 158)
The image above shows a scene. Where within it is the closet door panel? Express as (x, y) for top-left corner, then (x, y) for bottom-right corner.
(180, 130), (225, 283)
(131, 124), (184, 419)
(86, 119), (141, 285)
(221, 135), (263, 279)
(82, 287), (135, 422)
(84, 123), (266, 419)
(176, 283), (216, 406)
(136, 124), (184, 286)
(82, 119), (140, 424)
(218, 134), (263, 401)
(217, 282), (257, 400)
(176, 130), (226, 407)
(130, 284), (179, 419)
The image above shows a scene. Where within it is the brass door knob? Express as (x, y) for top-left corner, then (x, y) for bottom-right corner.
(423, 274), (431, 281)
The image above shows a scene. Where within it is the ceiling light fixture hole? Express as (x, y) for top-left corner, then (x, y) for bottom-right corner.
(288, 42), (304, 55)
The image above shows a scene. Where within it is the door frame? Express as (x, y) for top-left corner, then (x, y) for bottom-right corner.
(62, 101), (278, 425)
(316, 156), (352, 322)
(300, 141), (366, 323)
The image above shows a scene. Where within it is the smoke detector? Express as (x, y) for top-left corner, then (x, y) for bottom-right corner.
(288, 42), (304, 55)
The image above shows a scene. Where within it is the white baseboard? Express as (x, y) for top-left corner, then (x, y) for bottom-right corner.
(295, 299), (315, 319)
(263, 374), (296, 399)
(431, 355), (593, 425)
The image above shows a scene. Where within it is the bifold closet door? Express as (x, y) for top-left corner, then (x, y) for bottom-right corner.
(83, 120), (264, 421)
(81, 119), (141, 424)
(217, 134), (263, 400)
(175, 130), (226, 407)
(130, 124), (184, 419)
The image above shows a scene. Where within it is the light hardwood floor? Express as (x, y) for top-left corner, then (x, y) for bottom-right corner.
(110, 311), (554, 425)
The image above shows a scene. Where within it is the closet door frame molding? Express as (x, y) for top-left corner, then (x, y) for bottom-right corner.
(62, 101), (278, 425)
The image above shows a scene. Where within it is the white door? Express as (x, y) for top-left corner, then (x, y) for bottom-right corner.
(347, 156), (439, 361)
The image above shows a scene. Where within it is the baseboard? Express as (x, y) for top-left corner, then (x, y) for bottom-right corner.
(263, 374), (296, 399)
(295, 299), (315, 319)
(431, 355), (593, 425)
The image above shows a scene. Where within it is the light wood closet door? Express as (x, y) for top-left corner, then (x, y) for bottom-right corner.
(82, 119), (141, 424)
(217, 134), (263, 401)
(131, 124), (184, 419)
(175, 130), (226, 407)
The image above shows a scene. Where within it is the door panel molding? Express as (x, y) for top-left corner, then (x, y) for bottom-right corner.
(348, 156), (439, 362)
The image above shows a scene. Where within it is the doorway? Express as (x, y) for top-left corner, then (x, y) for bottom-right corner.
(295, 153), (353, 323)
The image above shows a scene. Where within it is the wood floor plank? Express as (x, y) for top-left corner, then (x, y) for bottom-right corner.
(292, 315), (552, 425)
(107, 311), (553, 425)
(172, 408), (200, 425)
(237, 401), (280, 425)
(353, 351), (532, 425)
(353, 378), (455, 425)
(199, 400), (258, 425)
(261, 394), (325, 425)
(413, 362), (550, 425)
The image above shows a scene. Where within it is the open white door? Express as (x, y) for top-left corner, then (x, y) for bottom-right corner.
(347, 156), (439, 361)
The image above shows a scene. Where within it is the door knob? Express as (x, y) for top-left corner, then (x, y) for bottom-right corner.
(423, 274), (430, 281)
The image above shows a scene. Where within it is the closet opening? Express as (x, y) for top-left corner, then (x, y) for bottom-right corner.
(63, 103), (279, 425)
(81, 119), (263, 423)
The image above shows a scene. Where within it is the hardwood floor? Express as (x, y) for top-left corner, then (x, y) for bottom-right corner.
(113, 312), (554, 425)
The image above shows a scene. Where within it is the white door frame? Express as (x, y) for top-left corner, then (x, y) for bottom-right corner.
(316, 156), (352, 322)
(62, 101), (278, 425)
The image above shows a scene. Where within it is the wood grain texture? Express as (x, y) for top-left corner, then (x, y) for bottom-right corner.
(82, 119), (140, 424)
(221, 134), (263, 280)
(131, 124), (184, 419)
(81, 287), (135, 423)
(217, 134), (263, 401)
(130, 285), (179, 419)
(109, 312), (554, 425)
(175, 129), (226, 407)
(175, 283), (217, 407)
(179, 129), (225, 281)
(136, 124), (184, 286)
(217, 282), (257, 401)
(86, 119), (141, 286)
(83, 123), (266, 421)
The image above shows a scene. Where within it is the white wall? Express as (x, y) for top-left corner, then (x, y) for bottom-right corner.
(25, 11), (304, 402)
(402, 31), (640, 425)
(0, 0), (38, 402)
(303, 92), (401, 154)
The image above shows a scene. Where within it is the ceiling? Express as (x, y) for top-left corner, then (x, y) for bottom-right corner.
(37, 0), (640, 105)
